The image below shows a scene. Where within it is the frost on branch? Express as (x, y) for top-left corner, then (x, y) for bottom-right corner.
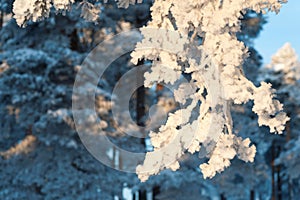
(13, 0), (75, 26)
(104, 0), (143, 8)
(52, 0), (74, 10)
(13, 0), (143, 26)
(13, 0), (52, 26)
(79, 1), (101, 22)
(252, 82), (289, 133)
(200, 134), (256, 179)
(132, 0), (289, 181)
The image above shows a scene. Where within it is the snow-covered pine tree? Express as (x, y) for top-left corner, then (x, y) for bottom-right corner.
(259, 43), (300, 199)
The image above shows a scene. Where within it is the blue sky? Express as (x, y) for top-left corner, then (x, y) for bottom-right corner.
(255, 0), (300, 64)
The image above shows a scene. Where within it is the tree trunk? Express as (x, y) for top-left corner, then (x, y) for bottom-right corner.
(221, 194), (226, 200)
(276, 146), (282, 200)
(271, 145), (276, 200)
(271, 143), (282, 200)
(152, 186), (160, 200)
(0, 11), (3, 29)
(285, 120), (291, 142)
(250, 190), (255, 200)
(139, 190), (147, 200)
(70, 29), (79, 51)
(136, 60), (146, 146)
